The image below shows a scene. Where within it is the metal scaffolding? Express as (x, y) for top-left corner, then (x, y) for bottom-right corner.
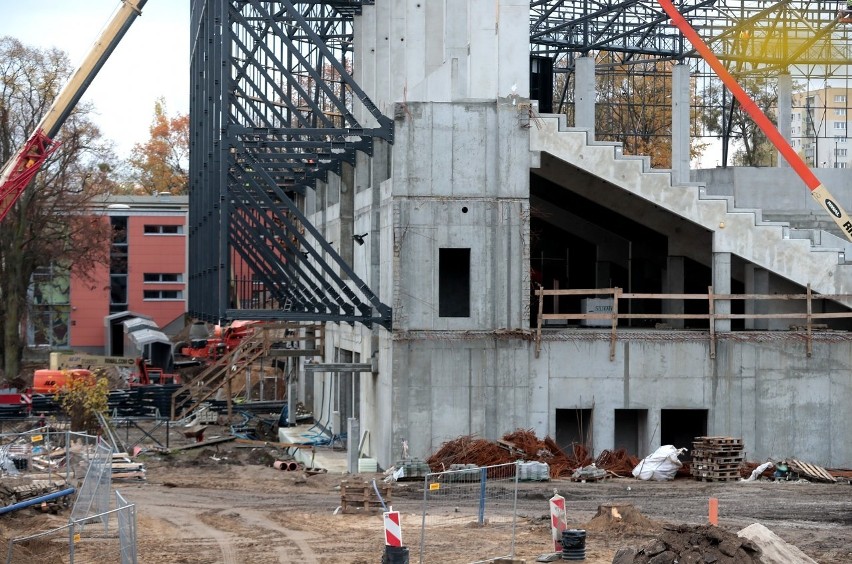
(531, 0), (852, 166)
(188, 0), (392, 328)
(188, 1), (852, 327)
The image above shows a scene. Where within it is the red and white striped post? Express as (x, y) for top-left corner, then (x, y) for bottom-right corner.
(549, 493), (567, 551)
(383, 509), (402, 547)
(20, 390), (32, 415)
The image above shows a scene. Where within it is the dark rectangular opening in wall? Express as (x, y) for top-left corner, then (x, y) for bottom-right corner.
(530, 56), (553, 113)
(661, 409), (708, 461)
(439, 248), (470, 317)
(614, 409), (647, 457)
(555, 408), (592, 453)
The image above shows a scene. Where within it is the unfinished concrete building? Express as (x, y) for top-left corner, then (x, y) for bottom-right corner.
(188, 1), (852, 470)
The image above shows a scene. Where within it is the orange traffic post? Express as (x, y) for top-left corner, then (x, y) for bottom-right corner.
(709, 497), (719, 526)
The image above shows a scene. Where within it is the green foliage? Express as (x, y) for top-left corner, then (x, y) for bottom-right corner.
(56, 369), (110, 434)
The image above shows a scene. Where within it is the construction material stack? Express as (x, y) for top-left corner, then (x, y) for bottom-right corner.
(339, 480), (391, 514)
(691, 436), (744, 482)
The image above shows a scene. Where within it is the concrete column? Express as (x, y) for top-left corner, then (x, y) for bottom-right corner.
(645, 409), (662, 455)
(595, 261), (613, 288)
(777, 72), (792, 168)
(671, 64), (691, 184)
(287, 369), (297, 426)
(340, 162), (355, 279)
(744, 265), (769, 330)
(574, 56), (596, 138)
(712, 251), (732, 332)
(592, 407), (614, 456)
(347, 417), (360, 474)
(663, 256), (685, 329)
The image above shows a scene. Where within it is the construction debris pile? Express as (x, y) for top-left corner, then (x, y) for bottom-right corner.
(426, 429), (640, 479)
(612, 524), (762, 564)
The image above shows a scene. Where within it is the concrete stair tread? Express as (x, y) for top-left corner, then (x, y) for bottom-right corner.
(530, 117), (852, 297)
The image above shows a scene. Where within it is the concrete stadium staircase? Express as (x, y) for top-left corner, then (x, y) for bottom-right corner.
(530, 114), (852, 300)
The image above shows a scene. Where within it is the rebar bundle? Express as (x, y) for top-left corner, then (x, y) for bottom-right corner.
(426, 429), (640, 479)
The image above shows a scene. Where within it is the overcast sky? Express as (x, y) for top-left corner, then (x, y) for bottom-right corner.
(1, 1), (189, 160)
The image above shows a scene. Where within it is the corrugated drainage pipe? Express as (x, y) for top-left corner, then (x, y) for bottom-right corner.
(0, 487), (76, 515)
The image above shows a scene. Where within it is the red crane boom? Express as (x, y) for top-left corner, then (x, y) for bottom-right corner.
(0, 0), (149, 222)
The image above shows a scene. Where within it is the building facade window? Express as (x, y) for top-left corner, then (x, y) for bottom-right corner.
(835, 121), (847, 130)
(110, 216), (129, 313)
(438, 248), (471, 317)
(144, 225), (184, 235)
(143, 273), (184, 283)
(144, 290), (184, 300)
(834, 94), (846, 103)
(27, 263), (71, 348)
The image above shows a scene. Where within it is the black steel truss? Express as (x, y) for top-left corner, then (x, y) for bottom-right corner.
(189, 0), (392, 329)
(532, 1), (852, 167)
(532, 1), (851, 72)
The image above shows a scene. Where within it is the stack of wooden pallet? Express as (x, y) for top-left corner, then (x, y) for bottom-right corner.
(691, 436), (744, 482)
(111, 453), (146, 480)
(339, 480), (391, 514)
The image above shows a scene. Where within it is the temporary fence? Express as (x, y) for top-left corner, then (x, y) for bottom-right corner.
(4, 493), (137, 564)
(70, 435), (113, 531)
(0, 428), (102, 486)
(1, 427), (135, 563)
(418, 462), (519, 564)
(115, 490), (138, 564)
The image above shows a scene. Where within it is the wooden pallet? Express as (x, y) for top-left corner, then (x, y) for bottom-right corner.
(787, 459), (837, 483)
(692, 467), (741, 482)
(692, 448), (744, 458)
(693, 437), (743, 448)
(339, 481), (392, 514)
(692, 463), (742, 473)
(693, 457), (743, 465)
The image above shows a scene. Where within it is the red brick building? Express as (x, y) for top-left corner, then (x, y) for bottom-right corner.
(27, 195), (188, 355)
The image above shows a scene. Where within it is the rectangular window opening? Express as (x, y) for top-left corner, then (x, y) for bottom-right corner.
(438, 248), (470, 317)
(144, 225), (183, 235)
(144, 273), (184, 283)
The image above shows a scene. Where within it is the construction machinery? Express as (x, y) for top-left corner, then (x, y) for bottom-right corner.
(0, 0), (149, 223)
(174, 321), (263, 364)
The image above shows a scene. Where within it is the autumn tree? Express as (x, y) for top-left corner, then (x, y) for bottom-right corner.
(56, 369), (110, 433)
(0, 37), (115, 379)
(554, 52), (707, 168)
(128, 98), (189, 195)
(697, 73), (785, 166)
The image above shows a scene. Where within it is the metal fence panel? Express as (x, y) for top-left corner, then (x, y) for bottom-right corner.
(418, 462), (519, 564)
(5, 503), (137, 564)
(70, 436), (113, 532)
(115, 490), (137, 564)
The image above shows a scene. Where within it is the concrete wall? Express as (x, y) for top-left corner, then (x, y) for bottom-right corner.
(695, 167), (852, 224)
(387, 333), (852, 468)
(299, 2), (852, 472)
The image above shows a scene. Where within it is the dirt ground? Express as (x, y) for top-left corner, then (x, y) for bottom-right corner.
(2, 426), (851, 563)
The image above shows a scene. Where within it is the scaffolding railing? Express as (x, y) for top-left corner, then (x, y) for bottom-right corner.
(535, 284), (852, 359)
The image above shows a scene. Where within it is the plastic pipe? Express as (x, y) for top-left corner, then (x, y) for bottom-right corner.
(0, 487), (75, 515)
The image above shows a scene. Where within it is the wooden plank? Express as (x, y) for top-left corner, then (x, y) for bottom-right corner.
(788, 459), (836, 483)
(168, 436), (235, 452)
(233, 439), (314, 451)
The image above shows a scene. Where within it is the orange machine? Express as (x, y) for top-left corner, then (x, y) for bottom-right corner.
(32, 369), (93, 394)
